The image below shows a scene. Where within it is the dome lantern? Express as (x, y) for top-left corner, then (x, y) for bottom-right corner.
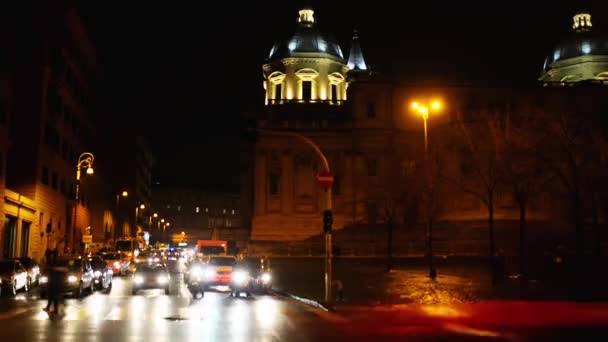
(573, 12), (592, 33)
(298, 8), (315, 26)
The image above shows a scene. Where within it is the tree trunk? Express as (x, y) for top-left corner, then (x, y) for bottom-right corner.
(488, 196), (497, 285)
(427, 217), (437, 279)
(386, 221), (393, 272)
(518, 198), (527, 291)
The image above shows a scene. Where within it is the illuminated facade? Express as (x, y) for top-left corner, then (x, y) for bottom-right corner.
(244, 8), (608, 255)
(540, 11), (608, 84)
(263, 8), (349, 105)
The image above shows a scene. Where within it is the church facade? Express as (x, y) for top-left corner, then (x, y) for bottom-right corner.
(242, 8), (608, 254)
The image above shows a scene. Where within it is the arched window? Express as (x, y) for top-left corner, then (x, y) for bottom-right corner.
(328, 72), (346, 103)
(268, 72), (286, 104)
(295, 69), (319, 101)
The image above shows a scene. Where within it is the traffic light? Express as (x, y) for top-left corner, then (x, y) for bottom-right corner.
(323, 210), (333, 233)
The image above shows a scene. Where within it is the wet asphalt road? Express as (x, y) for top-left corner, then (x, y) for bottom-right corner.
(2, 269), (608, 341)
(0, 275), (338, 342)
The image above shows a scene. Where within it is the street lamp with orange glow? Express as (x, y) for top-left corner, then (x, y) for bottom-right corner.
(411, 100), (441, 154)
(134, 204), (145, 238)
(71, 152), (94, 253)
(411, 100), (442, 280)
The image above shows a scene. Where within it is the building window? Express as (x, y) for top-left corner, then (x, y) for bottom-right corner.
(274, 83), (282, 100)
(302, 81), (312, 100)
(222, 209), (226, 214)
(367, 159), (377, 177)
(51, 172), (58, 190)
(331, 84), (338, 102)
(166, 204), (171, 209)
(177, 205), (181, 212)
(231, 209), (235, 215)
(366, 101), (376, 118)
(205, 208), (209, 213)
(196, 206), (200, 213)
(269, 173), (280, 195)
(41, 166), (49, 185)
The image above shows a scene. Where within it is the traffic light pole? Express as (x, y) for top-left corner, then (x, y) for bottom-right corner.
(324, 189), (332, 305)
(257, 129), (333, 305)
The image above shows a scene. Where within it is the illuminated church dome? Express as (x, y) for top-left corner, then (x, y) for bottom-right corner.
(268, 8), (345, 62)
(540, 12), (608, 84)
(263, 8), (349, 105)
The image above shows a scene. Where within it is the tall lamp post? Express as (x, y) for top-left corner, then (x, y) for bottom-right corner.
(114, 191), (128, 241)
(258, 129), (333, 305)
(411, 100), (441, 279)
(71, 152), (95, 254)
(134, 204), (145, 238)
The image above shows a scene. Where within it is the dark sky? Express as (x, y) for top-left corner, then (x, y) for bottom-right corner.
(77, 1), (608, 192)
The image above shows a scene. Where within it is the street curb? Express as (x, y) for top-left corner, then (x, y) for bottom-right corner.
(271, 289), (331, 312)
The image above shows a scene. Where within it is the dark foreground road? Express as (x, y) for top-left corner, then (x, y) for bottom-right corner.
(1, 273), (608, 341)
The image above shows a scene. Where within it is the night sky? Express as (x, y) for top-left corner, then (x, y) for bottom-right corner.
(77, 1), (608, 192)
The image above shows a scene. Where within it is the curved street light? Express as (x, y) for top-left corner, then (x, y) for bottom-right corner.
(71, 152), (95, 253)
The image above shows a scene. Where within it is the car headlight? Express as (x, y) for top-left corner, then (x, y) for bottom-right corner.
(94, 271), (102, 277)
(67, 275), (78, 283)
(157, 275), (168, 284)
(134, 275), (144, 284)
(190, 267), (202, 277)
(153, 257), (160, 262)
(261, 273), (271, 284)
(204, 268), (216, 280)
(113, 261), (120, 268)
(233, 271), (249, 285)
(40, 276), (48, 284)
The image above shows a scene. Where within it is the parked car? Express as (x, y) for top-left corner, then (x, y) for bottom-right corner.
(12, 257), (40, 288)
(0, 259), (29, 296)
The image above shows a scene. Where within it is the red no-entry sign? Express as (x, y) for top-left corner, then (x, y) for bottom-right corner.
(317, 171), (334, 188)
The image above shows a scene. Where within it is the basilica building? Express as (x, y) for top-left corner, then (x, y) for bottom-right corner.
(242, 8), (608, 257)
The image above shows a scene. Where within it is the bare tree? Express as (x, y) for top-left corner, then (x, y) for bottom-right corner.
(373, 157), (421, 272)
(443, 107), (506, 284)
(533, 91), (608, 292)
(500, 107), (544, 285)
